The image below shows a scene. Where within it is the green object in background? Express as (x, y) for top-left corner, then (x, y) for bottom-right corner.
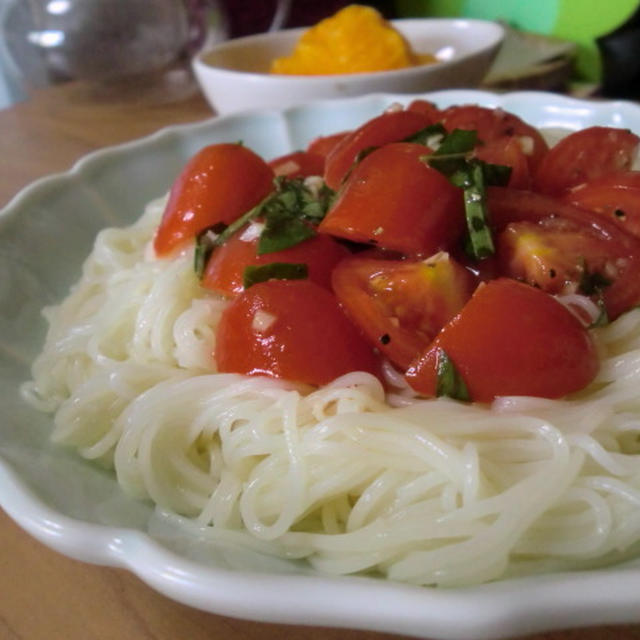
(396, 0), (640, 81)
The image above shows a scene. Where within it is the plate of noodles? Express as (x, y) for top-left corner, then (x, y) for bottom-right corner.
(3, 89), (640, 639)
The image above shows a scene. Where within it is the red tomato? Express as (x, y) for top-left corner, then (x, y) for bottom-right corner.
(534, 126), (640, 195)
(332, 255), (474, 370)
(319, 143), (465, 256)
(487, 187), (640, 319)
(405, 278), (599, 402)
(215, 280), (379, 386)
(154, 144), (274, 256)
(564, 171), (640, 239)
(497, 220), (619, 295)
(439, 104), (549, 171)
(268, 151), (325, 178)
(406, 99), (441, 121)
(323, 109), (431, 189)
(307, 131), (350, 159)
(202, 229), (350, 296)
(473, 136), (531, 189)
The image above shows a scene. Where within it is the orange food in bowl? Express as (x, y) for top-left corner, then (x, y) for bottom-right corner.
(270, 5), (437, 75)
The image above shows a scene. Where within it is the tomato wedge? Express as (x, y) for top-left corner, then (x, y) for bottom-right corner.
(215, 280), (379, 386)
(154, 143), (274, 256)
(332, 254), (474, 370)
(202, 228), (350, 296)
(473, 136), (531, 189)
(405, 278), (599, 402)
(406, 99), (441, 121)
(439, 104), (549, 171)
(487, 187), (640, 318)
(323, 109), (431, 189)
(534, 126), (640, 195)
(564, 171), (640, 240)
(319, 142), (465, 256)
(268, 150), (325, 178)
(307, 131), (350, 159)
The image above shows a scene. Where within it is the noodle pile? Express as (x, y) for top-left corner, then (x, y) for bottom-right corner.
(22, 197), (640, 586)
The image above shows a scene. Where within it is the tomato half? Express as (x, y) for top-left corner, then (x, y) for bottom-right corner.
(319, 142), (465, 256)
(564, 171), (640, 240)
(332, 254), (474, 370)
(406, 99), (441, 121)
(154, 144), (274, 256)
(215, 280), (379, 386)
(439, 104), (549, 171)
(268, 150), (325, 178)
(202, 228), (350, 296)
(487, 187), (640, 319)
(534, 126), (640, 195)
(405, 278), (599, 402)
(323, 109), (432, 189)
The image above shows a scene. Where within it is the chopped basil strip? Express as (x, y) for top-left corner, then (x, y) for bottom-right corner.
(193, 222), (228, 278)
(435, 128), (478, 155)
(403, 122), (447, 146)
(435, 348), (470, 402)
(481, 162), (512, 187)
(243, 262), (308, 288)
(258, 208), (316, 254)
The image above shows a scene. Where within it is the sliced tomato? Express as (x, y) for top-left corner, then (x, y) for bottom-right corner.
(332, 254), (474, 370)
(405, 278), (599, 402)
(439, 104), (549, 171)
(307, 131), (350, 159)
(319, 142), (465, 256)
(487, 187), (640, 319)
(564, 171), (640, 239)
(154, 143), (274, 256)
(323, 109), (432, 189)
(202, 229), (350, 296)
(534, 126), (640, 195)
(268, 150), (325, 178)
(473, 136), (531, 189)
(214, 280), (379, 386)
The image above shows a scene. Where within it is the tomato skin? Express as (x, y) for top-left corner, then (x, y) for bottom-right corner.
(154, 144), (274, 256)
(487, 186), (640, 319)
(534, 127), (640, 195)
(332, 255), (474, 370)
(319, 142), (465, 256)
(564, 171), (640, 239)
(307, 131), (350, 159)
(268, 151), (325, 178)
(215, 280), (379, 386)
(406, 99), (441, 121)
(439, 104), (549, 171)
(405, 278), (599, 402)
(323, 110), (432, 189)
(202, 230), (350, 296)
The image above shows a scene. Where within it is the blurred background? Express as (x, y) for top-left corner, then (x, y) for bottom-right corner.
(1, 0), (639, 110)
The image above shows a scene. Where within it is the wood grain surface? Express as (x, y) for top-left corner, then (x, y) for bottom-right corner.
(1, 81), (640, 640)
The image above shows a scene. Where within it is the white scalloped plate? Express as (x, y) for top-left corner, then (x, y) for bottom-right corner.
(3, 91), (640, 640)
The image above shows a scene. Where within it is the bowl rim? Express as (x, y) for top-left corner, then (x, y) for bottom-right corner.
(192, 17), (506, 82)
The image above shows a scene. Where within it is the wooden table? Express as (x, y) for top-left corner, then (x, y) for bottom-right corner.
(2, 81), (640, 640)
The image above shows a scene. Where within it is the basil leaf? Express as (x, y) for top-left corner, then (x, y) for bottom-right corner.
(243, 262), (308, 288)
(435, 348), (470, 401)
(435, 128), (478, 156)
(482, 162), (512, 187)
(258, 210), (316, 254)
(403, 122), (447, 146)
(460, 162), (495, 260)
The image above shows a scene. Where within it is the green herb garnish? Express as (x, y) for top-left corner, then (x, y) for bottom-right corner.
(243, 262), (308, 288)
(403, 122), (447, 146)
(435, 348), (470, 401)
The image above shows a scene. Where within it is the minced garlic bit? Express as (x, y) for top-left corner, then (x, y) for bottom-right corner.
(252, 310), (277, 333)
(385, 102), (404, 113)
(517, 136), (534, 156)
(423, 251), (449, 266)
(240, 221), (266, 243)
(303, 175), (324, 198)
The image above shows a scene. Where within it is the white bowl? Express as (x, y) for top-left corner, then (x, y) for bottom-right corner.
(192, 19), (505, 114)
(4, 91), (640, 640)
